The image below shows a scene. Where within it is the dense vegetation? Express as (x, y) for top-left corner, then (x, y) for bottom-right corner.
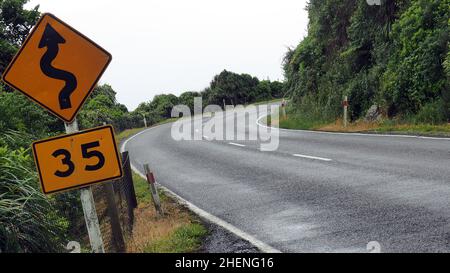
(0, 0), (139, 252)
(0, 1), (284, 252)
(0, 0), (69, 252)
(0, 131), (68, 252)
(135, 70), (284, 122)
(283, 0), (449, 125)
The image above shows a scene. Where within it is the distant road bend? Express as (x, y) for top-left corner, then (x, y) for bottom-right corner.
(124, 104), (450, 253)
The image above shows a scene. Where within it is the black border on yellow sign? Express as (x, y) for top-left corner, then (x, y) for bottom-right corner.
(32, 125), (123, 195)
(1, 13), (112, 123)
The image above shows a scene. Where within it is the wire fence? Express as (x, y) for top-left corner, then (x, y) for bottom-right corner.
(92, 151), (138, 253)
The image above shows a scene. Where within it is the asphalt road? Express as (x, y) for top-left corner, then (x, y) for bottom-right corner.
(124, 105), (450, 253)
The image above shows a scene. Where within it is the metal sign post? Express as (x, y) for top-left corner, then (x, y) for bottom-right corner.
(65, 119), (105, 253)
(1, 12), (116, 253)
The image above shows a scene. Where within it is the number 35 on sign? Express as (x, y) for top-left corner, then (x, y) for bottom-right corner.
(32, 125), (123, 194)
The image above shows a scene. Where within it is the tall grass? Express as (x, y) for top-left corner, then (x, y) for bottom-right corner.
(0, 131), (67, 253)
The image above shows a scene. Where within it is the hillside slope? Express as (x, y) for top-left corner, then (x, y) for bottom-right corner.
(284, 0), (449, 124)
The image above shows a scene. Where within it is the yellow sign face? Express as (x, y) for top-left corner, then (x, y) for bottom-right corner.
(1, 13), (112, 123)
(32, 126), (122, 195)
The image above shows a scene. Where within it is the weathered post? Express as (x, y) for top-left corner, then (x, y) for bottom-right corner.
(65, 119), (105, 253)
(104, 182), (125, 252)
(343, 96), (349, 128)
(267, 106), (272, 127)
(143, 164), (164, 216)
(121, 151), (138, 209)
(142, 113), (148, 128)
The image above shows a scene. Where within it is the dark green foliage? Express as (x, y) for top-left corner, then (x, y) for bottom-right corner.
(178, 91), (201, 112)
(255, 81), (273, 102)
(0, 1), (81, 253)
(0, 0), (40, 74)
(202, 70), (284, 106)
(0, 90), (64, 138)
(204, 70), (260, 105)
(270, 81), (285, 98)
(444, 44), (450, 118)
(383, 0), (449, 118)
(134, 93), (179, 125)
(284, 0), (450, 123)
(78, 84), (137, 131)
(135, 70), (285, 124)
(149, 94), (179, 119)
(0, 1), (59, 138)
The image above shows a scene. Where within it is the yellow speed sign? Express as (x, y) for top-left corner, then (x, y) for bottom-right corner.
(32, 125), (122, 194)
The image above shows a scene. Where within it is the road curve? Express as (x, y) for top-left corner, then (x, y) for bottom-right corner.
(124, 105), (450, 253)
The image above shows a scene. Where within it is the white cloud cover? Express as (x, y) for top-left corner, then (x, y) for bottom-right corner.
(26, 0), (308, 110)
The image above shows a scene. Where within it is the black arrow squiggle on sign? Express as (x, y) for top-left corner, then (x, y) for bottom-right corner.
(39, 23), (77, 110)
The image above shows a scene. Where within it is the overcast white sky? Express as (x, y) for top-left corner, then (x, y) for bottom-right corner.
(26, 0), (309, 110)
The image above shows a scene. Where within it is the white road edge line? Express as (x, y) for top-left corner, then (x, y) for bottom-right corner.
(229, 142), (246, 147)
(121, 126), (282, 254)
(256, 113), (450, 141)
(293, 154), (332, 162)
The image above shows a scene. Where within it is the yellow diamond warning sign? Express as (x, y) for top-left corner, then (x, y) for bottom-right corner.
(1, 13), (112, 122)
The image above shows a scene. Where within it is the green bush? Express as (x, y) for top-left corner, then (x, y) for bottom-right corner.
(280, 94), (335, 130)
(412, 99), (447, 124)
(382, 0), (449, 115)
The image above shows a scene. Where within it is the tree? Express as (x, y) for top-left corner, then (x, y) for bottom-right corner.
(149, 94), (179, 119)
(0, 0), (40, 76)
(270, 81), (284, 98)
(255, 81), (272, 102)
(205, 70), (261, 105)
(132, 94), (179, 126)
(78, 84), (131, 131)
(178, 91), (201, 112)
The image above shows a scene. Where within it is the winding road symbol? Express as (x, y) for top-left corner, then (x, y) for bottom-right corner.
(1, 13), (112, 123)
(39, 24), (77, 110)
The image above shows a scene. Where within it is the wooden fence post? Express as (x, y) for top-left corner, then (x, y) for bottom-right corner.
(122, 151), (138, 210)
(104, 183), (125, 252)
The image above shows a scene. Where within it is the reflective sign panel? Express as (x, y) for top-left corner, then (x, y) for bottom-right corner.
(32, 125), (122, 194)
(2, 13), (112, 122)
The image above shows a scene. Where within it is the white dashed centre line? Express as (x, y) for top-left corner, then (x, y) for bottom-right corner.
(229, 142), (246, 147)
(293, 154), (332, 162)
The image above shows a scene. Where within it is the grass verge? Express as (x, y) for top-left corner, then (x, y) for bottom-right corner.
(273, 111), (450, 137)
(252, 98), (283, 106)
(312, 119), (450, 136)
(116, 127), (145, 143)
(278, 115), (327, 130)
(374, 122), (450, 136)
(126, 171), (207, 253)
(116, 118), (180, 145)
